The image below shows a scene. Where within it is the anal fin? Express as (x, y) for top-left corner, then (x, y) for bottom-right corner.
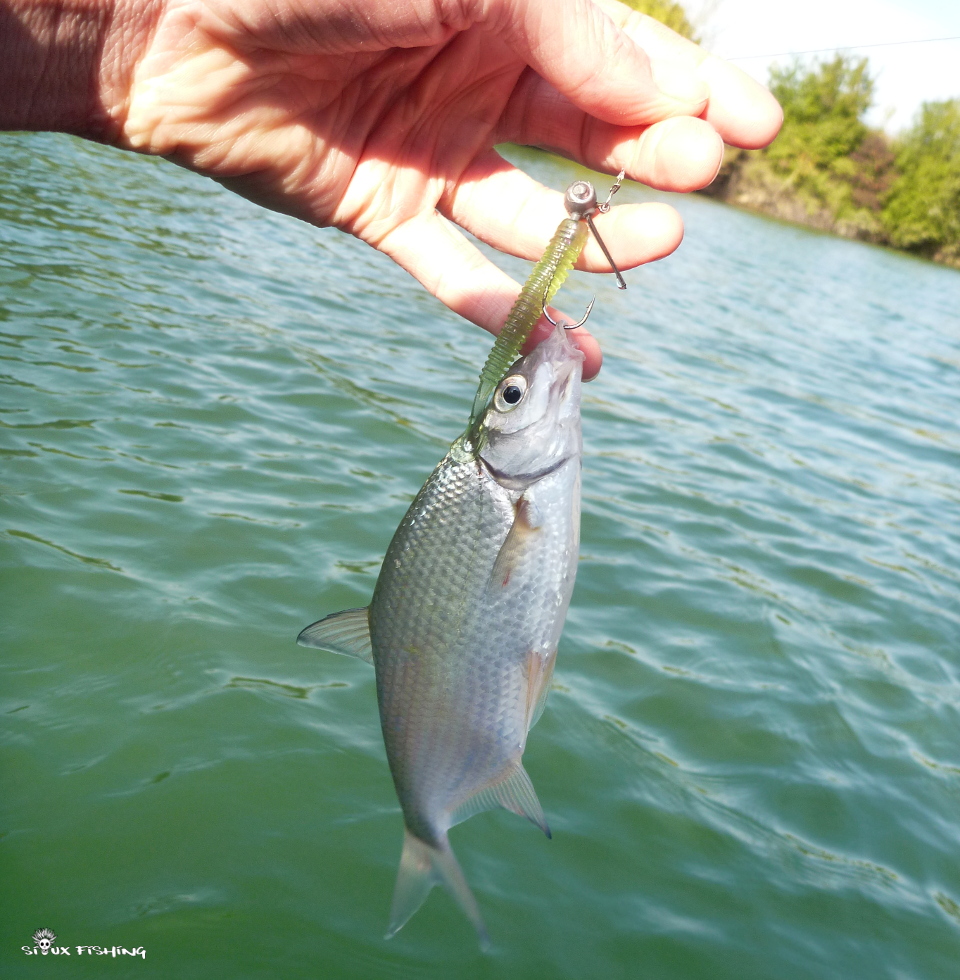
(495, 764), (551, 838)
(296, 607), (373, 664)
(450, 764), (551, 839)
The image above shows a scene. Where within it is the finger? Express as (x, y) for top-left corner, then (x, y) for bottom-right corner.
(482, 0), (709, 127)
(697, 56), (784, 150)
(622, 115), (724, 192)
(375, 208), (604, 379)
(443, 150), (684, 268)
(589, 0), (782, 148)
(499, 76), (724, 193)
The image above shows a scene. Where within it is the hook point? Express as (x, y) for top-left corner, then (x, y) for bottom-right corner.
(541, 287), (596, 331)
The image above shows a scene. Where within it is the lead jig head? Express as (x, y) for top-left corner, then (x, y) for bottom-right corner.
(563, 171), (628, 290)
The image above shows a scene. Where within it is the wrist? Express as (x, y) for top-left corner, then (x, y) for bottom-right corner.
(0, 0), (163, 143)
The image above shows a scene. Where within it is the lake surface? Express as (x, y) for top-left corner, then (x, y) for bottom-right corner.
(1, 133), (959, 980)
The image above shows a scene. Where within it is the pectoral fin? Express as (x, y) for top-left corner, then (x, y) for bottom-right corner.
(296, 607), (373, 664)
(525, 648), (558, 732)
(491, 496), (542, 588)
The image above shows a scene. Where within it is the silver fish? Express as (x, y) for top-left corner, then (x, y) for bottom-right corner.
(298, 325), (584, 946)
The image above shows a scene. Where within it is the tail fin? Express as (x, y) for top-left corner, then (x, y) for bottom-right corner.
(385, 826), (490, 951)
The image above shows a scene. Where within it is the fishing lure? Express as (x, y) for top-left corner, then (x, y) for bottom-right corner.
(468, 170), (627, 435)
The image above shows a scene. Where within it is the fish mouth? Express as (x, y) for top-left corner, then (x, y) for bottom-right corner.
(553, 361), (580, 415)
(543, 329), (583, 407)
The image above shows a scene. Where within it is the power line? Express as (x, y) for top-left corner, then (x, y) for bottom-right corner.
(727, 34), (960, 62)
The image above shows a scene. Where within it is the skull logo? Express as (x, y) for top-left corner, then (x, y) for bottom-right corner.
(32, 928), (56, 954)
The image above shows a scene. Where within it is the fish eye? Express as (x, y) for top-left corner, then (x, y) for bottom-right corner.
(494, 375), (527, 412)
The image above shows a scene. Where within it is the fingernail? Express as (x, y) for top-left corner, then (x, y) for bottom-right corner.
(652, 65), (709, 107)
(634, 121), (664, 166)
(710, 133), (725, 182)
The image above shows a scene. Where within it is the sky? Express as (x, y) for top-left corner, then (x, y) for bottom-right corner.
(695, 0), (960, 131)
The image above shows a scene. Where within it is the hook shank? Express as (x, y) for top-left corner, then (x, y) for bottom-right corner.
(585, 214), (627, 290)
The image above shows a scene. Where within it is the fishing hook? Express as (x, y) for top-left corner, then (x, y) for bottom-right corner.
(543, 290), (596, 330)
(563, 171), (628, 290)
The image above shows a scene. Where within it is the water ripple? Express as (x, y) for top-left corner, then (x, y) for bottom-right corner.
(1, 135), (959, 980)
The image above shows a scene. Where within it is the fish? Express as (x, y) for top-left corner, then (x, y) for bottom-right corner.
(298, 323), (584, 947)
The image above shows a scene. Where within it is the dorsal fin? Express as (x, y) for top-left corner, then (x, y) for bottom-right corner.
(296, 607), (373, 664)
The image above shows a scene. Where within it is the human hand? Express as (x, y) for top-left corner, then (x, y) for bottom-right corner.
(5, 0), (782, 377)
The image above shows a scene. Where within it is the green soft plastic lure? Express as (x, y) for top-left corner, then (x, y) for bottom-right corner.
(468, 171), (626, 435)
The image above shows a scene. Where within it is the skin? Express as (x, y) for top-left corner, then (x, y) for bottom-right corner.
(1, 0), (782, 378)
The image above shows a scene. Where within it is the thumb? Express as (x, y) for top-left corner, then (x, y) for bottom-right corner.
(480, 0), (708, 126)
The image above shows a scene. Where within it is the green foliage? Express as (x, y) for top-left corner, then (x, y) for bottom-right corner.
(848, 132), (897, 212)
(619, 0), (698, 41)
(705, 51), (960, 267)
(882, 100), (960, 261)
(764, 55), (876, 223)
(770, 55), (873, 129)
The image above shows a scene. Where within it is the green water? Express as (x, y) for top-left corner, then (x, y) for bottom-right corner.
(2, 133), (959, 980)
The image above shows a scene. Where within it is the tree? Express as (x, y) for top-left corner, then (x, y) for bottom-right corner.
(882, 100), (960, 263)
(770, 55), (873, 130)
(759, 55), (879, 226)
(619, 0), (698, 42)
(703, 50), (960, 267)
